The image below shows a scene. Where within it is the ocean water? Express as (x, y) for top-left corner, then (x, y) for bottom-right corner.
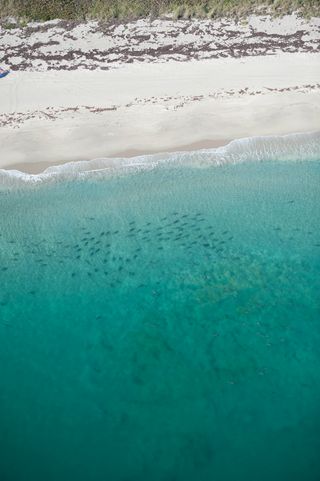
(0, 154), (320, 481)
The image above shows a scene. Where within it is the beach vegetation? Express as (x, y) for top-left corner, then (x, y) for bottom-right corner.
(0, 0), (319, 22)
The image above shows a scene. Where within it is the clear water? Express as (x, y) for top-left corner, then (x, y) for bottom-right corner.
(0, 159), (320, 481)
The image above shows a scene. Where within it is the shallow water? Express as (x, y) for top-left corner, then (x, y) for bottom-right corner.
(1, 159), (320, 481)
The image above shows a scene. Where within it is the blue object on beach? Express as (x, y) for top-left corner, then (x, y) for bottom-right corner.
(0, 70), (9, 78)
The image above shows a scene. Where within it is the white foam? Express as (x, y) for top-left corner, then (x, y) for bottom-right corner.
(0, 131), (319, 191)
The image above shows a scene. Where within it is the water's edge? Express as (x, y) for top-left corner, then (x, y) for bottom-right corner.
(0, 131), (319, 191)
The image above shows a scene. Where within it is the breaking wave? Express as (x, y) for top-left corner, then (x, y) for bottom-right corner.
(1, 131), (319, 191)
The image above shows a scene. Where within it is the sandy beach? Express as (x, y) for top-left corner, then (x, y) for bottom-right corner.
(1, 8), (320, 481)
(0, 13), (319, 173)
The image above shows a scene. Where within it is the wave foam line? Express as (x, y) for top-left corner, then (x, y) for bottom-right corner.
(1, 131), (319, 191)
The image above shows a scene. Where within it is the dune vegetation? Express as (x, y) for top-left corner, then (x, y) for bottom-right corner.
(0, 0), (319, 22)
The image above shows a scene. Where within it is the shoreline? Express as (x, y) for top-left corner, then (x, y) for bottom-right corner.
(3, 130), (320, 175)
(1, 53), (319, 173)
(4, 139), (229, 174)
(1, 132), (319, 192)
(0, 14), (319, 175)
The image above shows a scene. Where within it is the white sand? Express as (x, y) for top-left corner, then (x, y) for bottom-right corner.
(2, 14), (319, 70)
(0, 15), (319, 173)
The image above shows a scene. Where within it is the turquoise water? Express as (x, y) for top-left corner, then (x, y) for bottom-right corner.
(0, 159), (320, 481)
